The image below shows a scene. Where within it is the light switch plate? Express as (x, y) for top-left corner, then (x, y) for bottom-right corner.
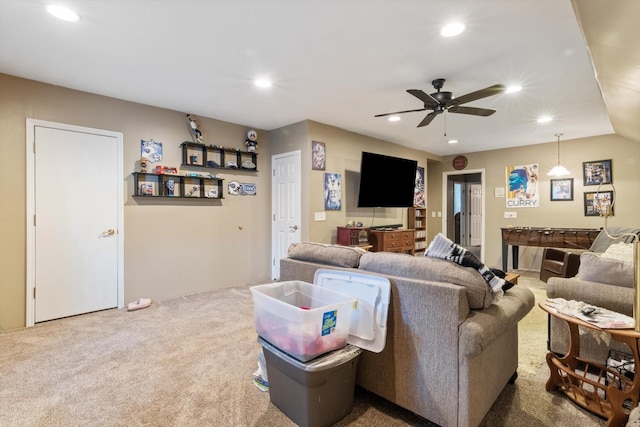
(314, 212), (326, 221)
(504, 211), (517, 218)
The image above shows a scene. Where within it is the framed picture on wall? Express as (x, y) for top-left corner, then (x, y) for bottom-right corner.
(550, 178), (573, 201)
(583, 159), (612, 186)
(414, 166), (425, 207)
(584, 190), (614, 216)
(324, 173), (341, 210)
(311, 140), (326, 170)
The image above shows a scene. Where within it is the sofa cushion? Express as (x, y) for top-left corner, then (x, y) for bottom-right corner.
(287, 242), (366, 268)
(576, 251), (634, 288)
(358, 251), (493, 309)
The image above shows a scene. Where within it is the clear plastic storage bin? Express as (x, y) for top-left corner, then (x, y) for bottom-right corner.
(250, 280), (356, 362)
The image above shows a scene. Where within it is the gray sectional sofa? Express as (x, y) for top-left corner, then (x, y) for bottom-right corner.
(547, 248), (636, 363)
(279, 242), (535, 427)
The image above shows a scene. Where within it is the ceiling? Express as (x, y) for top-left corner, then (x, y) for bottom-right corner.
(0, 0), (637, 157)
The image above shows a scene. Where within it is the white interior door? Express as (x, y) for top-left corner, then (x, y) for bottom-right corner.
(469, 183), (482, 246)
(27, 120), (123, 324)
(271, 151), (301, 280)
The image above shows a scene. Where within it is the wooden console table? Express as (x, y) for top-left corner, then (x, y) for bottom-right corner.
(539, 302), (640, 427)
(336, 226), (369, 246)
(368, 229), (415, 255)
(501, 227), (600, 271)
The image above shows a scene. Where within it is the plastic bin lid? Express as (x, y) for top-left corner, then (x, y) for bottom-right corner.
(258, 336), (362, 371)
(313, 269), (391, 353)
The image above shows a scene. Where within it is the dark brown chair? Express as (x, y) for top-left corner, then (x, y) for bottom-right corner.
(539, 248), (582, 282)
(539, 227), (640, 283)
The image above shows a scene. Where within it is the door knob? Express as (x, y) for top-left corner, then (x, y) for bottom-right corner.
(290, 225), (299, 231)
(102, 229), (116, 236)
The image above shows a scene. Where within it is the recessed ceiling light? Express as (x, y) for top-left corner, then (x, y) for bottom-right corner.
(505, 85), (522, 93)
(254, 79), (272, 88)
(448, 139), (459, 144)
(537, 116), (553, 123)
(388, 116), (401, 122)
(47, 5), (81, 22)
(441, 22), (465, 37)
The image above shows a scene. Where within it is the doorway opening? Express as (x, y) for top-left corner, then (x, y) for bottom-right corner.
(442, 169), (485, 261)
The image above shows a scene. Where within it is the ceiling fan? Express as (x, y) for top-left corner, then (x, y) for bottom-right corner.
(375, 78), (506, 127)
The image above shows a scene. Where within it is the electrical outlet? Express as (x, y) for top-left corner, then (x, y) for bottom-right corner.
(504, 211), (517, 218)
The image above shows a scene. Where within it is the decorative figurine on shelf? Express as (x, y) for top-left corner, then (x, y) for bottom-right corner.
(166, 179), (175, 197)
(186, 114), (204, 144)
(186, 186), (199, 197)
(245, 130), (258, 152)
(140, 157), (148, 173)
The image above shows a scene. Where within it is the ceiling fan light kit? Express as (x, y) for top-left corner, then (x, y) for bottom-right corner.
(375, 78), (506, 128)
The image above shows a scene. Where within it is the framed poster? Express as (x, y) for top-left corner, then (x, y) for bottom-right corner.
(584, 191), (614, 216)
(583, 159), (612, 186)
(505, 163), (539, 208)
(550, 178), (573, 201)
(414, 166), (425, 207)
(141, 139), (163, 163)
(324, 173), (341, 210)
(311, 140), (326, 170)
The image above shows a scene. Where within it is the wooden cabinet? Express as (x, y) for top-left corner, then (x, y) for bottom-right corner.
(368, 229), (415, 255)
(337, 226), (368, 246)
(408, 207), (427, 255)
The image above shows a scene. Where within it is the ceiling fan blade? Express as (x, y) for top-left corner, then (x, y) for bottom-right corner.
(450, 84), (506, 106)
(417, 112), (438, 127)
(407, 89), (439, 107)
(448, 106), (496, 116)
(374, 108), (427, 118)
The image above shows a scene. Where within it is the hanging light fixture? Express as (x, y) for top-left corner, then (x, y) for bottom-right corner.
(547, 133), (570, 176)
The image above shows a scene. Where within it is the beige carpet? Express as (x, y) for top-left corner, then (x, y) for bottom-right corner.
(0, 271), (606, 426)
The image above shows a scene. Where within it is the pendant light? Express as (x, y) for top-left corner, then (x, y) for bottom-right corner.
(547, 133), (570, 176)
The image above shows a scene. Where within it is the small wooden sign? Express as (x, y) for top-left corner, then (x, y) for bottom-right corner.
(452, 155), (468, 170)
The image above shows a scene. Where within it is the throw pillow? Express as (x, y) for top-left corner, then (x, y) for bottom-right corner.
(425, 233), (513, 299)
(287, 242), (366, 268)
(576, 251), (634, 288)
(601, 242), (634, 263)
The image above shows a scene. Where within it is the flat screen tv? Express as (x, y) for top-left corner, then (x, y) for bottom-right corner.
(357, 151), (418, 208)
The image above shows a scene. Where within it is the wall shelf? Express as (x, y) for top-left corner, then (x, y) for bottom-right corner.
(180, 141), (258, 172)
(133, 172), (224, 199)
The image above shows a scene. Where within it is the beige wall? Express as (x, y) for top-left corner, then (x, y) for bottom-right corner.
(4, 72), (637, 330)
(272, 120), (430, 244)
(427, 134), (640, 271)
(0, 73), (272, 330)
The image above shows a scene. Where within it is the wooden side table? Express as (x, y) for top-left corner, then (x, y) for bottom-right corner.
(504, 272), (519, 285)
(539, 302), (640, 427)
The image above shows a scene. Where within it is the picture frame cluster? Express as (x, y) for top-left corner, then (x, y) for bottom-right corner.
(548, 159), (613, 217)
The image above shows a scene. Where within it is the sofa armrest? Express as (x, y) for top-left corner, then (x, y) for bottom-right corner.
(547, 277), (633, 316)
(459, 285), (535, 357)
(542, 247), (570, 263)
(540, 248), (584, 282)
